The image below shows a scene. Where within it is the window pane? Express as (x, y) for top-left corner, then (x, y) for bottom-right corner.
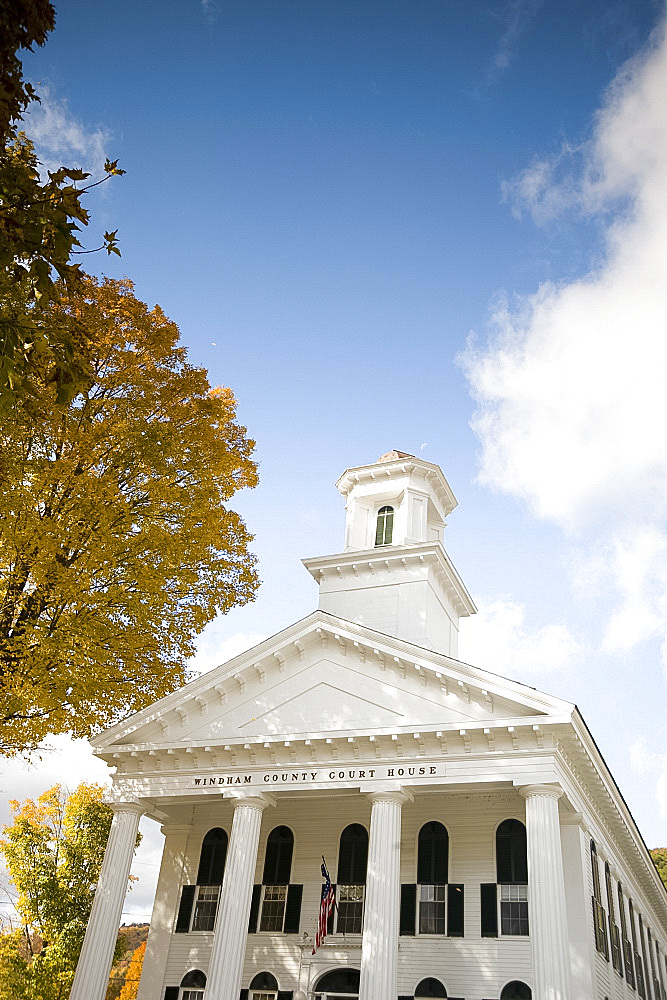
(191, 885), (219, 931)
(260, 885), (287, 931)
(337, 884), (364, 933)
(418, 884), (446, 934)
(500, 883), (529, 935)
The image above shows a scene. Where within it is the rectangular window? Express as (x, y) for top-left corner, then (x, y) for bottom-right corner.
(592, 896), (609, 959)
(260, 885), (287, 931)
(419, 884), (446, 934)
(610, 921), (624, 975)
(337, 884), (364, 933)
(182, 993), (204, 1000)
(500, 883), (529, 935)
(191, 885), (220, 932)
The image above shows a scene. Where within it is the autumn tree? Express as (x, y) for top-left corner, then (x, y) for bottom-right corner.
(0, 0), (123, 410)
(651, 848), (667, 891)
(0, 783), (131, 1000)
(0, 274), (258, 752)
(117, 940), (145, 1000)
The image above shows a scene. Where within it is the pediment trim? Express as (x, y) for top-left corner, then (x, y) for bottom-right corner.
(92, 610), (574, 751)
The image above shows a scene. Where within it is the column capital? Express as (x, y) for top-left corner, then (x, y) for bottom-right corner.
(366, 783), (414, 805)
(109, 800), (145, 817)
(519, 782), (564, 801)
(226, 790), (276, 810)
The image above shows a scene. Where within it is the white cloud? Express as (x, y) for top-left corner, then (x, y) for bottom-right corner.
(630, 738), (667, 827)
(21, 85), (110, 180)
(462, 17), (667, 528)
(492, 0), (542, 74)
(458, 598), (583, 679)
(461, 16), (667, 684)
(201, 0), (220, 24)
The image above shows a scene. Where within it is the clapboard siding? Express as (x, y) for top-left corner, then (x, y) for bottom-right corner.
(139, 786), (667, 1000)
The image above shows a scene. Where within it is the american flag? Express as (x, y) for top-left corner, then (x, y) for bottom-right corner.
(312, 858), (336, 954)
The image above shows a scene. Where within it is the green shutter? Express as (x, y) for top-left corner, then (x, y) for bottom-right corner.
(248, 883), (261, 933)
(399, 883), (416, 935)
(481, 883), (498, 937)
(284, 884), (303, 933)
(164, 989), (179, 1000)
(447, 883), (464, 936)
(174, 884), (195, 933)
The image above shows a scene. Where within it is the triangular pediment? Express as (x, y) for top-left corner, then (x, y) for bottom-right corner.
(93, 611), (574, 754)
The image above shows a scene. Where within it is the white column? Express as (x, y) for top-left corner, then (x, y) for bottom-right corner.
(359, 787), (410, 1000)
(205, 793), (273, 1000)
(70, 802), (144, 1000)
(520, 784), (571, 1000)
(137, 823), (191, 1000)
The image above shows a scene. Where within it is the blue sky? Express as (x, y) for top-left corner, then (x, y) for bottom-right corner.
(3, 0), (667, 920)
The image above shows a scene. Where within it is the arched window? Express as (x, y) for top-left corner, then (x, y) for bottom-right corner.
(417, 822), (449, 934)
(197, 827), (228, 884)
(191, 828), (228, 931)
(249, 971), (278, 999)
(415, 977), (448, 997)
(496, 820), (528, 936)
(180, 970), (206, 1000)
(375, 505), (394, 546)
(260, 826), (294, 931)
(314, 967), (360, 997)
(337, 824), (368, 934)
(500, 982), (531, 999)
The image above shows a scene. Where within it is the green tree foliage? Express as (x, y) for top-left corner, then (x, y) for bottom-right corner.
(0, 783), (131, 1000)
(0, 274), (258, 752)
(651, 848), (667, 891)
(0, 0), (124, 409)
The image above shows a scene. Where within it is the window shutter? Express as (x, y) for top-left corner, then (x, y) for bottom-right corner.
(481, 883), (498, 937)
(398, 996), (413, 1000)
(284, 884), (303, 933)
(239, 991), (249, 1000)
(174, 884), (195, 933)
(447, 883), (464, 937)
(277, 993), (293, 1000)
(399, 883), (416, 935)
(327, 884), (336, 934)
(248, 883), (261, 933)
(164, 989), (179, 1000)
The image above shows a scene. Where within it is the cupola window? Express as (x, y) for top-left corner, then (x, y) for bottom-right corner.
(375, 506), (394, 546)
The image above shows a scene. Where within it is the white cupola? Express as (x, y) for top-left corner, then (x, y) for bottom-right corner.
(303, 451), (476, 656)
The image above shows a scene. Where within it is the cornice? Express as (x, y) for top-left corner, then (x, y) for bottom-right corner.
(554, 715), (667, 924)
(96, 716), (565, 763)
(302, 541), (477, 617)
(336, 457), (457, 518)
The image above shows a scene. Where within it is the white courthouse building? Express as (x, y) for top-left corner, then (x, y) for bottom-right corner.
(71, 452), (667, 1000)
